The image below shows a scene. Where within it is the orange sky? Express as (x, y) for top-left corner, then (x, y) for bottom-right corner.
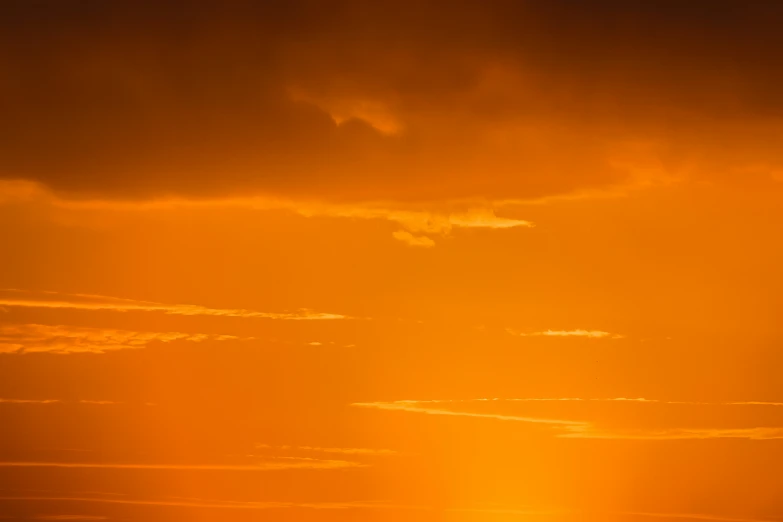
(2, 1), (783, 521)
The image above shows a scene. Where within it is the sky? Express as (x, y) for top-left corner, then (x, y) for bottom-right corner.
(2, 1), (783, 521)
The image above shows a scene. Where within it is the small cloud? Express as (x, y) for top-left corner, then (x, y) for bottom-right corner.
(307, 341), (323, 346)
(392, 230), (435, 248)
(507, 328), (623, 339)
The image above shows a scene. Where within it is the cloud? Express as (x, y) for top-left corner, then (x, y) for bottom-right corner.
(304, 205), (532, 246)
(623, 513), (782, 522)
(352, 400), (586, 427)
(0, 398), (125, 405)
(451, 508), (778, 522)
(0, 181), (530, 245)
(0, 495), (407, 511)
(0, 398), (61, 404)
(300, 205), (533, 235)
(0, 457), (365, 471)
(33, 515), (109, 520)
(354, 398), (783, 441)
(362, 397), (783, 406)
(447, 507), (567, 517)
(455, 397), (783, 406)
(256, 444), (399, 456)
(507, 329), (624, 339)
(0, 323), (245, 354)
(3, 2), (783, 206)
(561, 427), (783, 440)
(392, 230), (435, 248)
(0, 289), (346, 320)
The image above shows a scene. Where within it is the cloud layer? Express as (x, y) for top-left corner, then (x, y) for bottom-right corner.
(2, 1), (783, 205)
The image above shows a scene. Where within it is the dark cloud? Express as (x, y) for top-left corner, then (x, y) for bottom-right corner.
(2, 0), (783, 203)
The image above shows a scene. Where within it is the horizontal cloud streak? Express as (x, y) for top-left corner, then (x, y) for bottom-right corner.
(256, 444), (399, 456)
(0, 289), (347, 320)
(507, 328), (624, 339)
(452, 508), (778, 522)
(624, 512), (782, 522)
(433, 398), (783, 407)
(0, 181), (531, 246)
(0, 398), (61, 404)
(355, 399), (783, 441)
(352, 401), (586, 427)
(0, 399), (123, 405)
(562, 427), (783, 440)
(0, 458), (365, 471)
(32, 515), (109, 520)
(0, 323), (244, 354)
(0, 496), (404, 511)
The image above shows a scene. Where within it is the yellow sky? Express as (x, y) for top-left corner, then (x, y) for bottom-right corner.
(2, 1), (783, 521)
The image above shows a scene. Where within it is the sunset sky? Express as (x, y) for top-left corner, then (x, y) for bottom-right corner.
(2, 1), (783, 521)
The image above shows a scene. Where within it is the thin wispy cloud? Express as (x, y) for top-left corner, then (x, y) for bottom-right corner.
(0, 457), (365, 471)
(0, 495), (409, 511)
(352, 401), (586, 427)
(451, 508), (779, 522)
(448, 507), (566, 516)
(434, 398), (783, 407)
(623, 512), (782, 522)
(32, 515), (109, 520)
(256, 444), (399, 456)
(0, 289), (347, 320)
(354, 399), (783, 441)
(0, 398), (121, 405)
(562, 427), (783, 440)
(0, 398), (61, 404)
(0, 323), (244, 354)
(507, 328), (624, 339)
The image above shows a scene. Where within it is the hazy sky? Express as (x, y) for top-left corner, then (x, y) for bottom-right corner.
(2, 1), (783, 521)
